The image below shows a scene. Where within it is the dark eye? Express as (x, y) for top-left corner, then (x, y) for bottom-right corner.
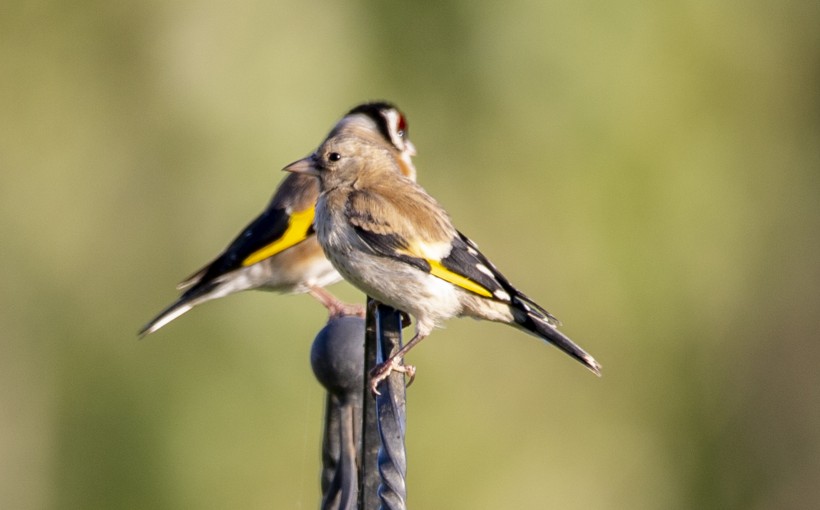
(328, 152), (341, 162)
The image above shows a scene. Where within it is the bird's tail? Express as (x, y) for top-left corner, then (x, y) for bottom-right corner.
(511, 295), (602, 376)
(138, 282), (220, 338)
(138, 296), (195, 338)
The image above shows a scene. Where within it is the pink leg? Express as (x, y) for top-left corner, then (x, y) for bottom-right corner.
(369, 330), (428, 395)
(309, 287), (365, 319)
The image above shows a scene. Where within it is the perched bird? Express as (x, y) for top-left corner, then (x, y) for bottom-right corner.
(139, 102), (417, 337)
(284, 135), (601, 393)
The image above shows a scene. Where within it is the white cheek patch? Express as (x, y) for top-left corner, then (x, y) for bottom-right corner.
(383, 109), (402, 148)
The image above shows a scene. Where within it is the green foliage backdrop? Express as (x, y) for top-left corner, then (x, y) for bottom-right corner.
(2, 1), (818, 508)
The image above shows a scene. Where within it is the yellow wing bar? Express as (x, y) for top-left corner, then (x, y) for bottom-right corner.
(242, 208), (315, 266)
(427, 259), (493, 298)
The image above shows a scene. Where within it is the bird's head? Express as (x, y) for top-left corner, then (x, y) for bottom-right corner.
(330, 101), (417, 181)
(283, 135), (403, 191)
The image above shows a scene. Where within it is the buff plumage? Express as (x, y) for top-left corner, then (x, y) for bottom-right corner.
(139, 102), (417, 337)
(284, 134), (601, 393)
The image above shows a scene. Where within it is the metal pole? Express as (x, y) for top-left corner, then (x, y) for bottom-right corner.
(374, 305), (407, 509)
(360, 300), (381, 510)
(313, 302), (407, 510)
(361, 299), (407, 510)
(312, 316), (367, 510)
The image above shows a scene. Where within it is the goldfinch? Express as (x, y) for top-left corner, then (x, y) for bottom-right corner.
(139, 102), (417, 337)
(284, 135), (601, 393)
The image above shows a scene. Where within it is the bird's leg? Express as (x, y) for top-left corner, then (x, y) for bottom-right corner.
(309, 286), (365, 319)
(369, 357), (416, 396)
(369, 331), (428, 395)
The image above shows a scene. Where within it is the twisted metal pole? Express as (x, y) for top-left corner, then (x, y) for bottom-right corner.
(361, 299), (407, 510)
(312, 303), (407, 510)
(360, 303), (381, 510)
(374, 306), (407, 509)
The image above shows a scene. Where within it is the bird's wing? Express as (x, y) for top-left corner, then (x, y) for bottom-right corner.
(448, 232), (560, 325)
(345, 189), (553, 316)
(178, 205), (315, 289)
(344, 189), (434, 274)
(177, 174), (319, 290)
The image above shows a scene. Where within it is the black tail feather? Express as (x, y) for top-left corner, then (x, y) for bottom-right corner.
(512, 299), (601, 376)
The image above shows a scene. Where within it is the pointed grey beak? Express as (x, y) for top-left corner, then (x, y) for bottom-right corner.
(283, 154), (320, 175)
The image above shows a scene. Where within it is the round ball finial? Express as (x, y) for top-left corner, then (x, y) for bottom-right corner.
(311, 316), (365, 397)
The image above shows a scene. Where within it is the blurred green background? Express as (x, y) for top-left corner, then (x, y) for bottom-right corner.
(2, 0), (819, 508)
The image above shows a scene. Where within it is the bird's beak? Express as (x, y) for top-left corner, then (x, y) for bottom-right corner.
(405, 140), (417, 157)
(283, 155), (320, 176)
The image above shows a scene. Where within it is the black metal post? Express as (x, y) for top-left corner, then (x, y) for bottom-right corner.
(374, 305), (407, 509)
(313, 302), (407, 510)
(360, 301), (381, 510)
(361, 299), (407, 510)
(312, 316), (367, 510)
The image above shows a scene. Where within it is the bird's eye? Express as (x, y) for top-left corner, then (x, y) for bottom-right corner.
(397, 115), (408, 138)
(328, 152), (341, 162)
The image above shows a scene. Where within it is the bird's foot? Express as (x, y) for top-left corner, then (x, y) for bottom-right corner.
(328, 302), (366, 320)
(310, 287), (365, 319)
(369, 357), (416, 396)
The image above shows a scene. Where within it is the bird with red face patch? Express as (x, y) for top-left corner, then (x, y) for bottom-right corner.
(139, 102), (417, 337)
